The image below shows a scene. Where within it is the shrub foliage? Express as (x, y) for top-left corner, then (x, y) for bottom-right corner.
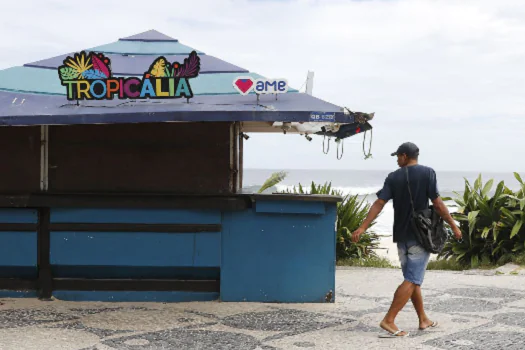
(439, 173), (525, 268)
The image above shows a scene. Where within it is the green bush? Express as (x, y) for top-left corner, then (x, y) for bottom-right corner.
(337, 256), (395, 268)
(438, 173), (525, 268)
(281, 181), (382, 260)
(427, 257), (465, 271)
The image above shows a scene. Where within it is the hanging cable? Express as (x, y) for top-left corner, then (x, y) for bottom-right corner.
(297, 77), (308, 93)
(336, 139), (344, 160)
(323, 136), (330, 154)
(362, 129), (373, 159)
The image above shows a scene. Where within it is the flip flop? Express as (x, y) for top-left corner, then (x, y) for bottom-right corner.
(419, 321), (438, 330)
(378, 330), (409, 338)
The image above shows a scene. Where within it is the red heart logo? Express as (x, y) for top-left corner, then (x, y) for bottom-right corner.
(233, 78), (254, 95)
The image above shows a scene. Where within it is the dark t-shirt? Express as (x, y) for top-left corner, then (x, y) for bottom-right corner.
(376, 164), (440, 242)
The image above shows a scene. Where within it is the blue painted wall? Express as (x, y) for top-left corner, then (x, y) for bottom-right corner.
(50, 208), (221, 279)
(255, 200), (326, 215)
(221, 200), (337, 303)
(0, 209), (38, 279)
(0, 202), (338, 302)
(0, 209), (38, 223)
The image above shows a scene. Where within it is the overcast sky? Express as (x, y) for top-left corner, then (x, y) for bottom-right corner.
(1, 0), (524, 172)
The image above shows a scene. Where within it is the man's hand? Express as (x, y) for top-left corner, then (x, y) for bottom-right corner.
(350, 199), (386, 243)
(351, 227), (366, 243)
(432, 197), (463, 241)
(452, 226), (462, 240)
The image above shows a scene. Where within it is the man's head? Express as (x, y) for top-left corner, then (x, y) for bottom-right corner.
(391, 142), (419, 167)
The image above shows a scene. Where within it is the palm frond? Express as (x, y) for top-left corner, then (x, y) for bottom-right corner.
(257, 171), (288, 193)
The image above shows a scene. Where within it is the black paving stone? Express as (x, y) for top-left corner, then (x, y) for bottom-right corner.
(293, 341), (316, 347)
(0, 309), (79, 329)
(101, 329), (262, 350)
(44, 320), (133, 338)
(221, 309), (354, 333)
(68, 307), (124, 316)
(451, 318), (471, 323)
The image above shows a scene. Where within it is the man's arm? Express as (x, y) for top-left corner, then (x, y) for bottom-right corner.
(351, 198), (386, 242)
(432, 196), (462, 240)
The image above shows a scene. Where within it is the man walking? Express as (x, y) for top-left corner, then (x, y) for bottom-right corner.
(351, 142), (462, 337)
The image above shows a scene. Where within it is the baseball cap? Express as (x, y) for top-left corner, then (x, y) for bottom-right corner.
(391, 142), (419, 157)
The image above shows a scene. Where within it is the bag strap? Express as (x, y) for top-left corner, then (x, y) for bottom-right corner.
(404, 167), (417, 215)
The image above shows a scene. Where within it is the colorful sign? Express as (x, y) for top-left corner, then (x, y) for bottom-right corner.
(58, 51), (200, 101)
(310, 112), (336, 122)
(233, 77), (288, 95)
(233, 76), (254, 96)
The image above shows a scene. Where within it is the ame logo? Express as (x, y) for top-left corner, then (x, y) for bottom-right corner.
(233, 77), (288, 96)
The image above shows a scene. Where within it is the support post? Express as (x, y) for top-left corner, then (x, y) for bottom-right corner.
(231, 122), (240, 193)
(239, 126), (244, 190)
(306, 71), (314, 95)
(40, 125), (49, 191)
(37, 207), (52, 300)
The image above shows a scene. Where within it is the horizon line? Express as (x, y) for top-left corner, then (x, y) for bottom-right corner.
(243, 167), (525, 174)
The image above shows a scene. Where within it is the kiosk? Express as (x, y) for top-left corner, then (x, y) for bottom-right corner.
(0, 30), (373, 303)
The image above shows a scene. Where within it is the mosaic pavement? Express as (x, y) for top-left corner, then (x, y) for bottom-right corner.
(2, 267), (525, 349)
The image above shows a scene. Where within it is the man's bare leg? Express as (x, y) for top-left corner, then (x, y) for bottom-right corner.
(410, 285), (433, 329)
(379, 280), (416, 335)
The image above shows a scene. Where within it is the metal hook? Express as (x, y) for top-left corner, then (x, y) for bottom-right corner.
(363, 129), (373, 159)
(336, 139), (344, 160)
(323, 136), (330, 154)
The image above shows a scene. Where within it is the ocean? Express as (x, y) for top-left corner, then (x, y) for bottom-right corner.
(242, 168), (522, 266)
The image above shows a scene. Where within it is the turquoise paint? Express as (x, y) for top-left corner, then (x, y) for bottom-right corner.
(88, 40), (204, 56)
(190, 72), (264, 94)
(0, 209), (38, 223)
(0, 67), (280, 96)
(51, 208), (221, 224)
(53, 291), (219, 302)
(0, 290), (38, 298)
(0, 67), (63, 95)
(255, 200), (326, 215)
(51, 232), (197, 266)
(194, 233), (221, 267)
(220, 202), (337, 303)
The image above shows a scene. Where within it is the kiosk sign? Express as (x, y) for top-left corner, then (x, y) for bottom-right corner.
(233, 77), (288, 96)
(310, 112), (336, 122)
(58, 51), (200, 101)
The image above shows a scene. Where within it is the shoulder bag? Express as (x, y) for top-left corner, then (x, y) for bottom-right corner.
(405, 167), (447, 254)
